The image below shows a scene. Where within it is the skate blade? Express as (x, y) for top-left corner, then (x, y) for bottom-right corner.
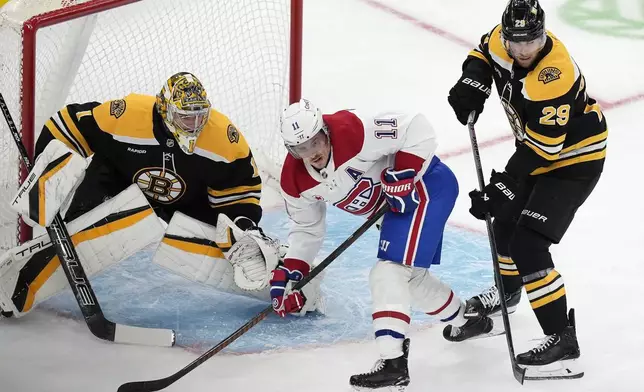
(470, 320), (506, 340)
(523, 359), (584, 380)
(464, 304), (518, 319)
(351, 386), (408, 392)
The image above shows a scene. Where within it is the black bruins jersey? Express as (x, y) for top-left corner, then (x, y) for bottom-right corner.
(467, 24), (607, 179)
(35, 94), (262, 226)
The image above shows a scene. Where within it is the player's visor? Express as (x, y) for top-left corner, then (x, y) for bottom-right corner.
(170, 106), (210, 135)
(502, 33), (546, 59)
(287, 131), (327, 159)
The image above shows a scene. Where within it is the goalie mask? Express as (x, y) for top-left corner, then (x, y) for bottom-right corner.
(156, 72), (211, 154)
(280, 99), (330, 160)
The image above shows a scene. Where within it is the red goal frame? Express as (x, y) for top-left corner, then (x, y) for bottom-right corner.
(16, 0), (303, 244)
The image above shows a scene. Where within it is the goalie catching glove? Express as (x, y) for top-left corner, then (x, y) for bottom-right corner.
(214, 214), (280, 292)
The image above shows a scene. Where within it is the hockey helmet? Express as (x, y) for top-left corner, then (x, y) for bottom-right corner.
(156, 72), (211, 154)
(501, 0), (545, 42)
(280, 99), (329, 159)
(501, 0), (546, 62)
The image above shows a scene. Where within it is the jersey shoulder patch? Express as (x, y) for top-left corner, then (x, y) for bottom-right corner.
(280, 154), (319, 198)
(194, 109), (250, 163)
(92, 94), (156, 140)
(524, 33), (579, 102)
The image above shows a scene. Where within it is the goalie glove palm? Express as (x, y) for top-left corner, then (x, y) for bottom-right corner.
(381, 168), (420, 214)
(269, 258), (309, 317)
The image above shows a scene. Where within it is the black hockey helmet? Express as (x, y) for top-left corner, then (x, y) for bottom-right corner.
(501, 0), (545, 42)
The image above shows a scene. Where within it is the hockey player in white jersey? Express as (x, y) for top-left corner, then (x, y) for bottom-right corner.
(271, 99), (492, 390)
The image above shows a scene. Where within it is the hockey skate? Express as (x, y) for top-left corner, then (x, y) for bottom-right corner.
(442, 315), (494, 342)
(463, 285), (522, 319)
(518, 309), (584, 380)
(349, 338), (410, 391)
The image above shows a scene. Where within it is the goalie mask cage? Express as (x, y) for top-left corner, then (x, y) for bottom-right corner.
(0, 0), (302, 250)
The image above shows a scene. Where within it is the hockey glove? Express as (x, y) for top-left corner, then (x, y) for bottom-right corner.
(381, 168), (420, 214)
(469, 170), (517, 220)
(448, 68), (492, 125)
(269, 258), (310, 317)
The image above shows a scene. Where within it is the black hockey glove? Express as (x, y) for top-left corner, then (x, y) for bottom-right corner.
(448, 68), (492, 125)
(469, 170), (518, 220)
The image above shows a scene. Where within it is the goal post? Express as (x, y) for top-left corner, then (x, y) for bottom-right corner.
(0, 0), (302, 249)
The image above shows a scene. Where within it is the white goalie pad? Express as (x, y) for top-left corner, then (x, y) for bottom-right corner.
(11, 139), (88, 228)
(152, 212), (240, 292)
(214, 214), (280, 292)
(0, 184), (163, 317)
(153, 212), (280, 294)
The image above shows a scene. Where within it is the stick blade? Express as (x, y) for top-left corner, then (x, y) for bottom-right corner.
(117, 380), (169, 392)
(513, 363), (527, 384)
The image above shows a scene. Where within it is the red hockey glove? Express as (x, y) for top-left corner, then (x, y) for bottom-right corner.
(269, 258), (310, 317)
(381, 168), (420, 214)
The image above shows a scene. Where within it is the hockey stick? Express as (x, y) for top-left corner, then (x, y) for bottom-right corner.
(117, 205), (389, 392)
(467, 111), (525, 384)
(0, 92), (175, 347)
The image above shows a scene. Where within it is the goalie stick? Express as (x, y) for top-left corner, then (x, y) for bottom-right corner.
(0, 92), (175, 347)
(467, 111), (526, 384)
(117, 205), (389, 392)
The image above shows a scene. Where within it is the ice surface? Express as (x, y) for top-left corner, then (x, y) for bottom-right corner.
(1, 0), (643, 391)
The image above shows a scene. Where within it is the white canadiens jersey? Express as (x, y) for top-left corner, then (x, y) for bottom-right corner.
(279, 110), (438, 266)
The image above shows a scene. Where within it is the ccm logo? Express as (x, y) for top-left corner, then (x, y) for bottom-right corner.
(462, 78), (491, 96)
(494, 182), (515, 200)
(522, 209), (548, 222)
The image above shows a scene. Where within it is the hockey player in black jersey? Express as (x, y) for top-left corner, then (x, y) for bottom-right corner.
(445, 0), (606, 379)
(0, 72), (322, 319)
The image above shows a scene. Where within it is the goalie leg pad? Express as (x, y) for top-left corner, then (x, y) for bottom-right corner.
(369, 260), (412, 359)
(11, 139), (88, 228)
(409, 267), (465, 325)
(153, 212), (240, 293)
(0, 184), (163, 317)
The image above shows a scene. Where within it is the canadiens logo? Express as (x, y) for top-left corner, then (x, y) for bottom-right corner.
(538, 67), (562, 84)
(334, 178), (382, 215)
(227, 124), (240, 144)
(133, 167), (186, 204)
(109, 99), (126, 118)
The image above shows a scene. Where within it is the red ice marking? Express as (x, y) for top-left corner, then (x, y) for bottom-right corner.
(358, 0), (473, 49)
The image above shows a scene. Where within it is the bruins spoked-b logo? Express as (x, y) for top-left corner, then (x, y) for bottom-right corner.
(500, 82), (524, 141)
(227, 124), (240, 144)
(501, 97), (525, 141)
(110, 99), (126, 118)
(538, 67), (562, 84)
(133, 167), (186, 203)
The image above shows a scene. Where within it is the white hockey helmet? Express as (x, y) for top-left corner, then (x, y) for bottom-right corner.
(280, 99), (328, 159)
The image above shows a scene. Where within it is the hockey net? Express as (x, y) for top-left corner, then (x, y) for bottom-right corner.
(0, 0), (301, 250)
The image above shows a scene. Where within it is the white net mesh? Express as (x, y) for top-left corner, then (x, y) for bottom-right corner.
(0, 0), (295, 250)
